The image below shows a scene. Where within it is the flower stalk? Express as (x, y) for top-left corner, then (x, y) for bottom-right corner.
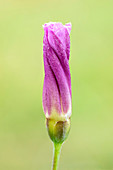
(52, 143), (62, 170)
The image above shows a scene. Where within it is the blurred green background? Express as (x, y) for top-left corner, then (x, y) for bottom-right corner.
(0, 0), (113, 169)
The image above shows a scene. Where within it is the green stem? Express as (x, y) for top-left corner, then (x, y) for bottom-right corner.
(52, 142), (62, 170)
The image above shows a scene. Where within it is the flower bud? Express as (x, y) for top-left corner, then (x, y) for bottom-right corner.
(42, 22), (72, 122)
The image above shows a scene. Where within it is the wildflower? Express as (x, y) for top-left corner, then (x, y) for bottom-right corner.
(42, 22), (72, 170)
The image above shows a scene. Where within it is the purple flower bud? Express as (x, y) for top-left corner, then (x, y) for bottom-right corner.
(42, 22), (72, 120)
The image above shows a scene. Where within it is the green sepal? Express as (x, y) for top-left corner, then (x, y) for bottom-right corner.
(46, 118), (71, 144)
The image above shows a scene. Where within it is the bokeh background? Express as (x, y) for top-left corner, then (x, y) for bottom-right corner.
(0, 0), (113, 169)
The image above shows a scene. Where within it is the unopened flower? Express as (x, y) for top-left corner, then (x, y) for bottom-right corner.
(42, 22), (72, 170)
(43, 22), (72, 121)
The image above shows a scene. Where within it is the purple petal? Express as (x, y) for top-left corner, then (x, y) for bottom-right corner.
(42, 22), (72, 118)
